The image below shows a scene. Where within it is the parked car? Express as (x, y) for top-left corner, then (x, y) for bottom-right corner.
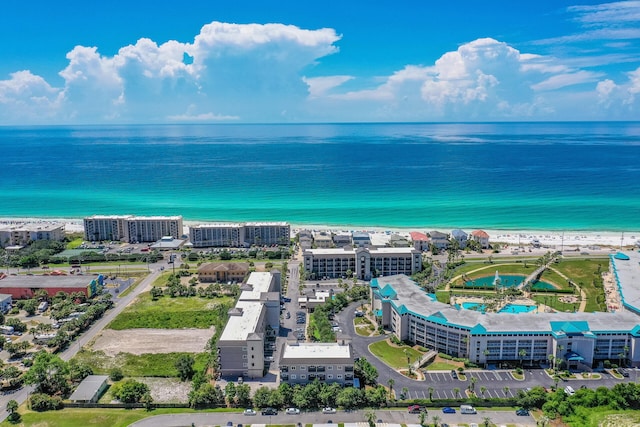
(442, 407), (456, 414)
(261, 408), (278, 415)
(516, 408), (530, 416)
(243, 409), (256, 416)
(450, 370), (458, 379)
(322, 407), (337, 414)
(286, 407), (301, 415)
(408, 405), (423, 414)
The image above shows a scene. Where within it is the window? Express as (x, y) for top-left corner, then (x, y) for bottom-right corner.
(327, 374), (333, 379)
(337, 374), (342, 379)
(301, 374), (306, 379)
(291, 374), (296, 379)
(243, 363), (248, 367)
(328, 366), (333, 370)
(242, 355), (247, 359)
(291, 366), (296, 371)
(242, 347), (247, 351)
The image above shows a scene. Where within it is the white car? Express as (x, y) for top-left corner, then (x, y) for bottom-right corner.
(286, 407), (301, 415)
(243, 408), (257, 416)
(322, 407), (337, 414)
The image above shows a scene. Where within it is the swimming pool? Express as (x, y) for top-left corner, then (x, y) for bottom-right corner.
(498, 304), (537, 313)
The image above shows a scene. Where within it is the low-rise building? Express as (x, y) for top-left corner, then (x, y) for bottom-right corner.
(0, 222), (65, 248)
(0, 274), (103, 298)
(197, 262), (250, 283)
(68, 375), (109, 403)
(279, 342), (355, 386)
(313, 232), (333, 248)
(409, 231), (430, 251)
(428, 231), (449, 249)
(352, 232), (371, 247)
(451, 229), (468, 249)
(470, 230), (490, 249)
(0, 294), (12, 313)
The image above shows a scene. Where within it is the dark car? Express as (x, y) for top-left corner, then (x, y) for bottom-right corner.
(442, 407), (456, 414)
(516, 408), (530, 416)
(261, 408), (278, 416)
(450, 370), (458, 379)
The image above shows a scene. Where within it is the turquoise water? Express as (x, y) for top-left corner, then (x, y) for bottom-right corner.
(465, 274), (557, 290)
(462, 302), (486, 312)
(498, 304), (537, 313)
(1, 122), (640, 230)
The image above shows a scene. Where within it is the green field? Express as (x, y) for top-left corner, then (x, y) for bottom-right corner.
(107, 292), (233, 330)
(425, 362), (459, 371)
(0, 407), (236, 427)
(552, 258), (609, 312)
(72, 350), (210, 377)
(369, 340), (424, 369)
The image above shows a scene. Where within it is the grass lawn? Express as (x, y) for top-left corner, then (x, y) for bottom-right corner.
(368, 340), (423, 369)
(107, 292), (233, 329)
(0, 407), (236, 427)
(425, 362), (459, 371)
(564, 408), (640, 427)
(72, 350), (210, 377)
(553, 258), (609, 312)
(531, 295), (577, 312)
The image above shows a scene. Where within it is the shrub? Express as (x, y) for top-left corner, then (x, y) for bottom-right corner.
(29, 393), (63, 411)
(109, 367), (124, 382)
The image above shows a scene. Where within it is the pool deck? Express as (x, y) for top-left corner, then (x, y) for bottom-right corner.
(453, 295), (549, 314)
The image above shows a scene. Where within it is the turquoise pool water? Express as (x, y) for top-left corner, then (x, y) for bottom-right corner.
(498, 304), (537, 313)
(465, 274), (557, 290)
(455, 302), (486, 313)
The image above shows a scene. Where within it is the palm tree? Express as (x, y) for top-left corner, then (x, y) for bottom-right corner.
(479, 386), (487, 398)
(401, 387), (409, 400)
(431, 415), (441, 427)
(469, 376), (477, 393)
(482, 416), (492, 427)
(365, 410), (377, 427)
(519, 348), (527, 367)
(419, 409), (428, 427)
(387, 378), (395, 400)
(453, 387), (460, 399)
(428, 386), (434, 401)
(502, 386), (510, 397)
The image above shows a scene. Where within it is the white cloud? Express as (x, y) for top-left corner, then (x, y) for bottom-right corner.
(0, 70), (61, 122)
(532, 70), (602, 91)
(167, 112), (240, 121)
(303, 75), (353, 97)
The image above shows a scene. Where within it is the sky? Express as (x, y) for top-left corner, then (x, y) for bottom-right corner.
(1, 0), (640, 124)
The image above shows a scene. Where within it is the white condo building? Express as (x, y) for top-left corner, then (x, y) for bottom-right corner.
(83, 215), (183, 243)
(371, 251), (640, 370)
(189, 222), (290, 247)
(303, 246), (422, 280)
(0, 222), (65, 248)
(217, 271), (281, 379)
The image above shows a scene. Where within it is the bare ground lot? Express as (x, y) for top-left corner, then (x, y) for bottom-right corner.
(90, 328), (214, 356)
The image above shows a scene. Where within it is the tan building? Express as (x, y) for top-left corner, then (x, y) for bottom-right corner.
(197, 262), (250, 283)
(279, 342), (355, 386)
(0, 222), (65, 248)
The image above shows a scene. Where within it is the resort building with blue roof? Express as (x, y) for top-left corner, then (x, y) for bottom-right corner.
(371, 251), (640, 369)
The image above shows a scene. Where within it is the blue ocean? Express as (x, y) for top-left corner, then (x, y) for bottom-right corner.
(1, 122), (639, 231)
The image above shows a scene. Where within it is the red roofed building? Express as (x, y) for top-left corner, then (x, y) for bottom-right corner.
(410, 231), (430, 251)
(471, 230), (490, 249)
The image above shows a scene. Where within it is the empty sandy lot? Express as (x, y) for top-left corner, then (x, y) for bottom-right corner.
(91, 328), (214, 356)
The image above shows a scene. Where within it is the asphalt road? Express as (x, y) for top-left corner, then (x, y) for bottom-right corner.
(129, 408), (535, 427)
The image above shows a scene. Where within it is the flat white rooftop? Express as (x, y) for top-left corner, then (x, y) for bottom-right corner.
(245, 272), (274, 293)
(281, 343), (351, 360)
(219, 301), (264, 342)
(191, 223), (242, 228)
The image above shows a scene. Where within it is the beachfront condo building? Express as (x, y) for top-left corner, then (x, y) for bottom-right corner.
(217, 271), (281, 379)
(189, 223), (243, 247)
(83, 215), (183, 243)
(243, 222), (290, 246)
(371, 251), (640, 370)
(279, 342), (355, 386)
(303, 246), (422, 280)
(189, 222), (291, 247)
(0, 222), (65, 248)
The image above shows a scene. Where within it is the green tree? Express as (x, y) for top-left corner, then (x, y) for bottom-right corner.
(419, 409), (428, 426)
(482, 416), (492, 427)
(224, 382), (236, 405)
(6, 398), (21, 422)
(69, 359), (93, 383)
(431, 415), (441, 427)
(235, 383), (251, 407)
(175, 354), (195, 381)
(109, 367), (124, 382)
(355, 357), (378, 386)
(22, 299), (38, 316)
(111, 379), (150, 403)
(387, 378), (395, 400)
(365, 410), (377, 427)
(336, 387), (364, 410)
(23, 352), (70, 396)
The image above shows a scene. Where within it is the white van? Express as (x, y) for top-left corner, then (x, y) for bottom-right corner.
(460, 404), (477, 414)
(564, 385), (575, 395)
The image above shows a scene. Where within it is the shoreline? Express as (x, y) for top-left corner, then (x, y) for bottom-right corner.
(1, 216), (638, 249)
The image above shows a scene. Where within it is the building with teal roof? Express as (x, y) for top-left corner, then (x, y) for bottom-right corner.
(370, 256), (640, 369)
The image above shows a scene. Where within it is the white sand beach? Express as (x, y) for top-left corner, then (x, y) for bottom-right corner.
(1, 217), (638, 250)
